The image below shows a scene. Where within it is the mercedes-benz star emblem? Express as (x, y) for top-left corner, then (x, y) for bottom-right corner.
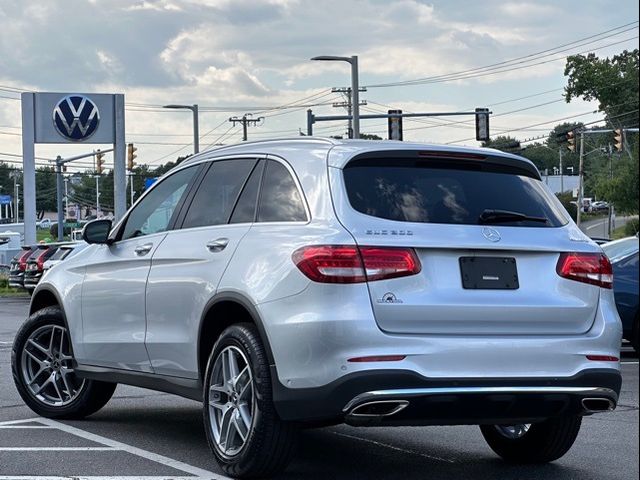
(53, 95), (100, 141)
(482, 227), (501, 242)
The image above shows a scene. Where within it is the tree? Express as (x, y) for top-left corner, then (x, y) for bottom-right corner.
(481, 135), (521, 152)
(360, 133), (383, 140)
(35, 167), (57, 217)
(564, 49), (639, 214)
(564, 49), (639, 127)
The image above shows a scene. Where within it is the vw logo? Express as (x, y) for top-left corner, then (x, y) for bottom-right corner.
(482, 227), (501, 242)
(53, 95), (100, 141)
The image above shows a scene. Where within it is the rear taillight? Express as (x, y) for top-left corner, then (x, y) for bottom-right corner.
(292, 245), (421, 283)
(556, 252), (613, 289)
(36, 253), (46, 270)
(18, 250), (32, 271)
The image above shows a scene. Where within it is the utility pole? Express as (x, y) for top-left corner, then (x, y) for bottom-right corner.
(332, 87), (367, 138)
(55, 157), (64, 240)
(64, 177), (69, 219)
(558, 147), (564, 193)
(229, 114), (264, 141)
(95, 176), (100, 218)
(576, 131), (585, 228)
(129, 171), (135, 207)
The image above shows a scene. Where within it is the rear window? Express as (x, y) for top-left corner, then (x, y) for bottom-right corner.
(343, 159), (567, 227)
(50, 247), (72, 261)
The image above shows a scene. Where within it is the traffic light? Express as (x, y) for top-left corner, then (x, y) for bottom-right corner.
(127, 143), (137, 170)
(96, 150), (105, 174)
(614, 129), (624, 152)
(567, 131), (576, 152)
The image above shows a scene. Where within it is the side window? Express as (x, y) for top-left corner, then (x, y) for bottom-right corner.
(230, 160), (264, 224)
(182, 159), (257, 229)
(258, 160), (307, 222)
(121, 166), (197, 241)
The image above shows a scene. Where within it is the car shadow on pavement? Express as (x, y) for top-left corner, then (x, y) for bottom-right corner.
(70, 402), (599, 480)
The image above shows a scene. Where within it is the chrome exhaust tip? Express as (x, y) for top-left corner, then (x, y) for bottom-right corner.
(581, 397), (615, 413)
(347, 400), (409, 418)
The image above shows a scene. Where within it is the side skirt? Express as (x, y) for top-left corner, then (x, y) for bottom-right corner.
(75, 364), (203, 402)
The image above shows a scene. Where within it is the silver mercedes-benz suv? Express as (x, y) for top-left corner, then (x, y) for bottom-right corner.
(13, 138), (622, 478)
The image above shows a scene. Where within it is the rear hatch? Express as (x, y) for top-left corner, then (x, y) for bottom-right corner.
(330, 149), (603, 336)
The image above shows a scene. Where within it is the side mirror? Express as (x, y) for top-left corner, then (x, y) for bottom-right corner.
(82, 219), (112, 244)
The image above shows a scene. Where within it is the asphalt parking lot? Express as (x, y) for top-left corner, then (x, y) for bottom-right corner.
(1, 296), (638, 480)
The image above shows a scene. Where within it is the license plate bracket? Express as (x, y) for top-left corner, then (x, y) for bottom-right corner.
(459, 257), (519, 290)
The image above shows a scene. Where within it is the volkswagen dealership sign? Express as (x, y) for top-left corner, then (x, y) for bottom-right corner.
(53, 95), (100, 141)
(21, 91), (126, 244)
(32, 92), (116, 144)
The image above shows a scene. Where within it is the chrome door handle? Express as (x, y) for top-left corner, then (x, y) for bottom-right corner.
(206, 238), (229, 252)
(134, 243), (153, 256)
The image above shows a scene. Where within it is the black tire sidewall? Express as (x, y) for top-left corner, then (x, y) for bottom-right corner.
(480, 416), (582, 463)
(203, 323), (277, 474)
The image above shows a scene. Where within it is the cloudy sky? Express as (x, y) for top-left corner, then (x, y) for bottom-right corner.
(0, 0), (638, 171)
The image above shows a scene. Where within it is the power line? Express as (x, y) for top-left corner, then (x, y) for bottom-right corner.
(365, 22), (639, 88)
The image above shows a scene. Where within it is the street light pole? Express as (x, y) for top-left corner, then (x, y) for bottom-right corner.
(350, 56), (360, 139)
(163, 104), (200, 154)
(310, 55), (361, 138)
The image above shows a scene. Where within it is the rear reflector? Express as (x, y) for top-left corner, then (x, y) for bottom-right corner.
(586, 355), (619, 362)
(348, 355), (406, 363)
(556, 252), (613, 289)
(292, 245), (421, 284)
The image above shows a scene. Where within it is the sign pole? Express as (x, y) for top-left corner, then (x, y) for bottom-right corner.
(21, 93), (37, 245)
(56, 157), (64, 241)
(113, 94), (126, 220)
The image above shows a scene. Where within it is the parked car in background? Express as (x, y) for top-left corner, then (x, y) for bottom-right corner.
(591, 201), (610, 213)
(8, 246), (38, 289)
(23, 245), (59, 292)
(42, 242), (88, 272)
(603, 236), (639, 352)
(37, 219), (52, 230)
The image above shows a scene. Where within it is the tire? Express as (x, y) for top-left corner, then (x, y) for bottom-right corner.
(12, 306), (117, 419)
(203, 323), (297, 479)
(480, 416), (582, 463)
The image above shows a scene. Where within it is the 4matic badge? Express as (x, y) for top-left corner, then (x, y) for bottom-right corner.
(377, 292), (403, 304)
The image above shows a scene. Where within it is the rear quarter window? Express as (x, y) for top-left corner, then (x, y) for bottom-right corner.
(343, 158), (568, 227)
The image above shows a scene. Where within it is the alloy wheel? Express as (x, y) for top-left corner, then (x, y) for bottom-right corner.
(208, 345), (255, 458)
(494, 424), (531, 439)
(20, 324), (85, 406)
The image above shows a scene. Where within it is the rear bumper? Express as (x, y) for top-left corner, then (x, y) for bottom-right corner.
(8, 273), (24, 288)
(23, 273), (43, 289)
(272, 368), (621, 425)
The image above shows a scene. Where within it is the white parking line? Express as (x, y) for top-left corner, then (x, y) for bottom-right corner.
(0, 477), (206, 480)
(0, 425), (54, 429)
(1, 418), (229, 480)
(622, 361), (639, 365)
(0, 447), (114, 451)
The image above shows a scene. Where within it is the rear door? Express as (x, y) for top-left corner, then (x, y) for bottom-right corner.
(330, 151), (600, 336)
(145, 158), (261, 378)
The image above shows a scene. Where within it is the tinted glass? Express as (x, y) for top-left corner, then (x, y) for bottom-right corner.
(50, 247), (73, 261)
(182, 159), (256, 229)
(122, 166), (197, 240)
(258, 161), (307, 222)
(230, 160), (264, 224)
(343, 159), (567, 227)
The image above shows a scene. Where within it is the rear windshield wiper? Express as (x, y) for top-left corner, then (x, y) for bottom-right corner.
(478, 209), (548, 224)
